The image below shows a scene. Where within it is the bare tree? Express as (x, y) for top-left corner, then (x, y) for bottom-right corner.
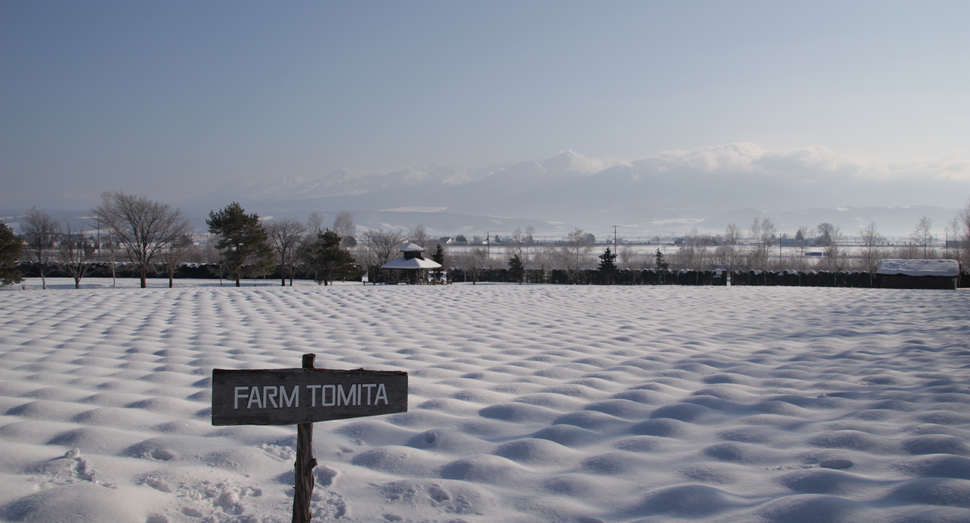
(524, 225), (539, 269)
(672, 229), (712, 270)
(266, 219), (307, 286)
(715, 223), (743, 272)
(21, 208), (60, 289)
(749, 217), (777, 273)
(559, 227), (594, 282)
(93, 191), (192, 288)
(506, 226), (540, 270)
(818, 224), (846, 274)
(534, 242), (558, 275)
(813, 222), (844, 273)
(795, 225), (811, 254)
(408, 224), (429, 248)
(892, 242), (921, 259)
(332, 211), (357, 249)
(859, 222), (883, 276)
(910, 216), (936, 259)
(181, 240), (217, 264)
(695, 234), (714, 270)
(306, 212), (325, 235)
(99, 227), (118, 288)
(505, 227), (524, 263)
(361, 229), (404, 280)
(58, 221), (89, 289)
(160, 233), (194, 288)
(784, 249), (810, 273)
(944, 216), (960, 261)
(816, 222), (839, 248)
(458, 247), (490, 284)
(958, 201), (970, 270)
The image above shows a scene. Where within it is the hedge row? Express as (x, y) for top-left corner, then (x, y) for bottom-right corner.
(447, 268), (969, 288)
(17, 262), (273, 281)
(15, 263), (969, 288)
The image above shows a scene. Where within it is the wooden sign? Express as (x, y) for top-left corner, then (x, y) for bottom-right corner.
(211, 367), (408, 426)
(211, 355), (408, 522)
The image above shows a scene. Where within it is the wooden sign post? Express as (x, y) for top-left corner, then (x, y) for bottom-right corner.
(211, 354), (408, 523)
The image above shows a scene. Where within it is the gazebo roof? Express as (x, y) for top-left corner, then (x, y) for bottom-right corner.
(381, 257), (442, 270)
(400, 243), (425, 252)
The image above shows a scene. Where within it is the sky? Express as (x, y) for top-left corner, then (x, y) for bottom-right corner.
(2, 0), (969, 210)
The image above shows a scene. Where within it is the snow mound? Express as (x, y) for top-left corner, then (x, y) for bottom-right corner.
(1, 280), (969, 521)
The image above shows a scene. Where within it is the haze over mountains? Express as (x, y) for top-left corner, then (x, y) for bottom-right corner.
(3, 144), (966, 240)
(177, 143), (968, 239)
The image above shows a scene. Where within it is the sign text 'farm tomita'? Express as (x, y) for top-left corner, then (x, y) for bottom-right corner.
(210, 355), (408, 523)
(211, 367), (408, 426)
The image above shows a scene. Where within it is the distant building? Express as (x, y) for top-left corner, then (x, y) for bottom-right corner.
(877, 259), (960, 289)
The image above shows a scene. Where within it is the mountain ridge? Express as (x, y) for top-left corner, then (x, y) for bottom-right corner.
(8, 145), (960, 238)
(171, 145), (968, 237)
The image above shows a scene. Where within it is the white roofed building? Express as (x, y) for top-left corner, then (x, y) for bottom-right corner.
(877, 259), (961, 289)
(381, 243), (442, 284)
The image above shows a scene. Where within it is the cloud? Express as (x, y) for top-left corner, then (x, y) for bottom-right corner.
(630, 143), (970, 183)
(546, 149), (630, 175)
(633, 142), (766, 174)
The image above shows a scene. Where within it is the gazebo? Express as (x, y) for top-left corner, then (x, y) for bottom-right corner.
(381, 243), (442, 284)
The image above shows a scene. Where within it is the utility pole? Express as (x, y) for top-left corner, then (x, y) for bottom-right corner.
(612, 225), (619, 254)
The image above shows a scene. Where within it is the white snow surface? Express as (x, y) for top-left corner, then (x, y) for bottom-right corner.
(1, 279), (969, 523)
(876, 259), (961, 277)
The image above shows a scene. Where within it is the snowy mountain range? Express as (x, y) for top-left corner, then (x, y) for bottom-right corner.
(177, 144), (968, 239)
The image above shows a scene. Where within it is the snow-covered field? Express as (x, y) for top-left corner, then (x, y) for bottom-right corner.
(1, 279), (969, 522)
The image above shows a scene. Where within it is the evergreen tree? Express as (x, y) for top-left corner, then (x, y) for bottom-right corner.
(431, 244), (446, 282)
(305, 229), (357, 285)
(508, 253), (525, 284)
(598, 247), (617, 284)
(0, 222), (23, 287)
(206, 202), (275, 287)
(655, 248), (669, 284)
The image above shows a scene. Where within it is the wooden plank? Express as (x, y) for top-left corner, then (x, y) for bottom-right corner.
(211, 367), (408, 426)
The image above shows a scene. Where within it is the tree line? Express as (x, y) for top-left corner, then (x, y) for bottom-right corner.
(443, 208), (970, 284)
(2, 192), (969, 288)
(1, 192), (448, 288)
(1, 192), (361, 289)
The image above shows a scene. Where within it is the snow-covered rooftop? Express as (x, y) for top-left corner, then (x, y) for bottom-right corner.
(381, 257), (441, 270)
(876, 258), (960, 277)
